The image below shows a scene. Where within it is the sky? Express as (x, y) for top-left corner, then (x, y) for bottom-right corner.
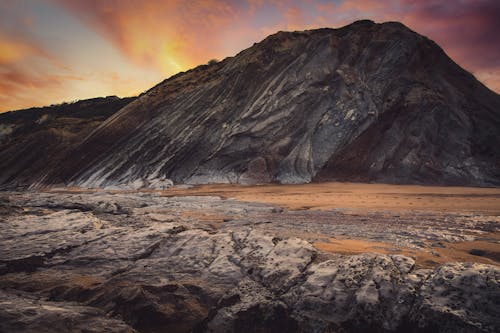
(0, 0), (499, 112)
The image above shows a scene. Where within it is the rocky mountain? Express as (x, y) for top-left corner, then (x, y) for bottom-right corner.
(2, 20), (500, 188)
(0, 96), (134, 189)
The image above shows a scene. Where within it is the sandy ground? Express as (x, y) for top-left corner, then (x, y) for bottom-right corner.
(314, 237), (500, 268)
(165, 181), (500, 214)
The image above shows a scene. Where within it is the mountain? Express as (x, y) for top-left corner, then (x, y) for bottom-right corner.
(2, 20), (500, 189)
(0, 96), (135, 189)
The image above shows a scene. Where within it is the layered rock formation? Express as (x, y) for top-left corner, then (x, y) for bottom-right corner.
(1, 20), (499, 188)
(51, 20), (499, 188)
(0, 96), (134, 189)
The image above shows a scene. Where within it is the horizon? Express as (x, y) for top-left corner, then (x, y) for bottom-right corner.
(1, 0), (499, 113)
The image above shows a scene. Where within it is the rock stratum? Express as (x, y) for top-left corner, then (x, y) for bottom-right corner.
(1, 20), (500, 189)
(1, 190), (499, 333)
(0, 96), (134, 189)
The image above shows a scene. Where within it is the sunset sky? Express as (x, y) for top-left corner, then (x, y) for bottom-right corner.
(1, 0), (499, 112)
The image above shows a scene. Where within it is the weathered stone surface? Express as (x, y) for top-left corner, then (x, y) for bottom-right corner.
(0, 191), (498, 332)
(0, 289), (136, 333)
(410, 263), (500, 332)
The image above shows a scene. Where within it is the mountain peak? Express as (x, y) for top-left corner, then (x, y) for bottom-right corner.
(347, 19), (376, 26)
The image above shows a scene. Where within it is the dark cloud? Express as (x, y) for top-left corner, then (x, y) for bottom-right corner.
(402, 0), (500, 69)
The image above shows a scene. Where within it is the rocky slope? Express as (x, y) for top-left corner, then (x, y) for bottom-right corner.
(1, 191), (498, 332)
(1, 20), (499, 189)
(0, 96), (134, 189)
(48, 20), (500, 188)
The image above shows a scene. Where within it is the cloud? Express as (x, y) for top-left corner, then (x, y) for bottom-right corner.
(283, 6), (306, 29)
(56, 0), (251, 75)
(0, 32), (69, 111)
(0, 1), (85, 111)
(0, 34), (39, 65)
(347, 0), (500, 91)
(54, 0), (500, 93)
(0, 66), (74, 112)
(0, 1), (160, 112)
(0, 62), (86, 112)
(399, 0), (500, 70)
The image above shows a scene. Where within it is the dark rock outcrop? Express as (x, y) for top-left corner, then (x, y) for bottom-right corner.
(0, 96), (134, 189)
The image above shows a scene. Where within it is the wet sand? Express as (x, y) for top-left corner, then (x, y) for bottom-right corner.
(165, 182), (500, 214)
(314, 237), (500, 268)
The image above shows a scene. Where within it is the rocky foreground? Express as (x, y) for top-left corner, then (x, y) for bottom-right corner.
(0, 190), (499, 332)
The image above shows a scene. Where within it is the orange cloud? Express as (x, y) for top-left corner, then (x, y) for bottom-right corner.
(0, 66), (69, 112)
(0, 32), (128, 112)
(56, 0), (248, 75)
(0, 37), (36, 65)
(0, 33), (65, 111)
(55, 0), (500, 94)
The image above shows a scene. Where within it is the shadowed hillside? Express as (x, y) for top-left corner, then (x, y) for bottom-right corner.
(0, 96), (134, 189)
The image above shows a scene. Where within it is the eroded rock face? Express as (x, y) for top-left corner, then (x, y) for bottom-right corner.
(0, 96), (134, 190)
(43, 20), (500, 187)
(410, 263), (500, 332)
(1, 191), (498, 332)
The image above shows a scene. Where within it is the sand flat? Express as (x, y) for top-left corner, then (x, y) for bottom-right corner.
(164, 182), (500, 214)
